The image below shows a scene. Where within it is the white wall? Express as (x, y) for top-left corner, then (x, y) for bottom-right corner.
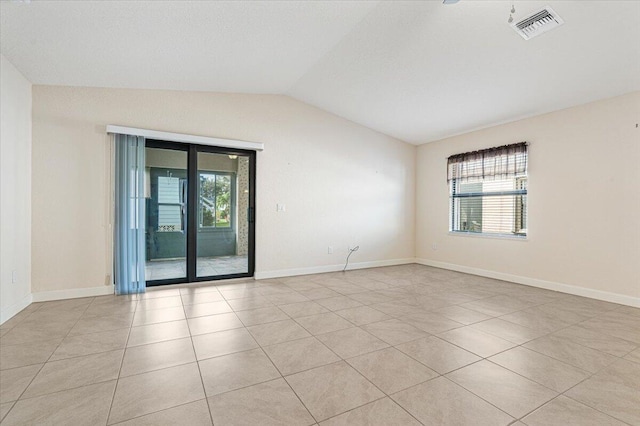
(31, 86), (416, 295)
(0, 54), (32, 323)
(416, 92), (640, 305)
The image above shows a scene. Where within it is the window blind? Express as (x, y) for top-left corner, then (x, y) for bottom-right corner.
(447, 142), (527, 183)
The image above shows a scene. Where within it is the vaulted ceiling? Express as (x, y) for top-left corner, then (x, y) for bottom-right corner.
(2, 1), (639, 144)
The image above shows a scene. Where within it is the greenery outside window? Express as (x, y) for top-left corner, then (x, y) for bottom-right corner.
(199, 172), (233, 228)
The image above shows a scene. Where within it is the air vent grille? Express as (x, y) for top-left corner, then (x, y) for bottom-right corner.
(511, 6), (564, 40)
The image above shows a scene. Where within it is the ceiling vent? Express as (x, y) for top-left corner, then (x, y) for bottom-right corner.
(511, 6), (564, 40)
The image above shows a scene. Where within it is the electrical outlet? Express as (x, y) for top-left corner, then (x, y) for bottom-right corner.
(11, 270), (17, 284)
(431, 243), (438, 250)
(276, 203), (286, 212)
(327, 246), (333, 254)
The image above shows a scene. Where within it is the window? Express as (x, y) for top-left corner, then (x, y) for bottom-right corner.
(199, 172), (233, 228)
(448, 143), (528, 237)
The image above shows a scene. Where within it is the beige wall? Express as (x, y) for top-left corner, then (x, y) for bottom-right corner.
(416, 92), (640, 302)
(31, 86), (416, 293)
(0, 54), (32, 322)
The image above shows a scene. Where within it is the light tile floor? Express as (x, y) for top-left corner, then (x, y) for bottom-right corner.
(1, 264), (639, 425)
(146, 255), (248, 280)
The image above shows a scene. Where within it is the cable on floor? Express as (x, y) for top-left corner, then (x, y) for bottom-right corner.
(342, 246), (359, 272)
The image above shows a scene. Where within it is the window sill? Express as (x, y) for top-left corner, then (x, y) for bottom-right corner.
(448, 231), (528, 241)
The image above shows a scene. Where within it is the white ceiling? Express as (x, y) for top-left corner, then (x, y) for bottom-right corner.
(1, 1), (639, 144)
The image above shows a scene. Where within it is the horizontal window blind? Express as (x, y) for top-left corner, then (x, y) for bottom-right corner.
(158, 205), (182, 231)
(157, 176), (180, 203)
(449, 143), (528, 237)
(447, 142), (527, 183)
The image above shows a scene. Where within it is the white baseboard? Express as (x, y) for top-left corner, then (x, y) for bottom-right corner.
(24, 259), (638, 308)
(255, 258), (416, 280)
(416, 258), (640, 308)
(32, 285), (114, 302)
(0, 293), (34, 325)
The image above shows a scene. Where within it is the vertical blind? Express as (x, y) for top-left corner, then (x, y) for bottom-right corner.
(448, 143), (528, 237)
(114, 134), (147, 294)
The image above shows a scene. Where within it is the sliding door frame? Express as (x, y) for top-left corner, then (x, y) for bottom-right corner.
(145, 139), (256, 287)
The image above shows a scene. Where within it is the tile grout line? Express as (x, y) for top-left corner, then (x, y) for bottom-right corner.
(390, 374), (516, 424)
(236, 305), (330, 424)
(225, 293), (415, 424)
(196, 292), (325, 424)
(5, 308), (619, 424)
(432, 328), (618, 422)
(17, 300), (95, 382)
(382, 292), (635, 423)
(2, 298), (99, 421)
(105, 307), (134, 426)
(107, 398), (210, 425)
(431, 320), (631, 422)
(179, 291), (217, 426)
(341, 353), (434, 426)
(0, 303), (43, 333)
(251, 292), (434, 425)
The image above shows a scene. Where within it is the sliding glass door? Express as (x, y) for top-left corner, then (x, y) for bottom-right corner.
(195, 151), (251, 277)
(145, 140), (255, 285)
(144, 146), (188, 281)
